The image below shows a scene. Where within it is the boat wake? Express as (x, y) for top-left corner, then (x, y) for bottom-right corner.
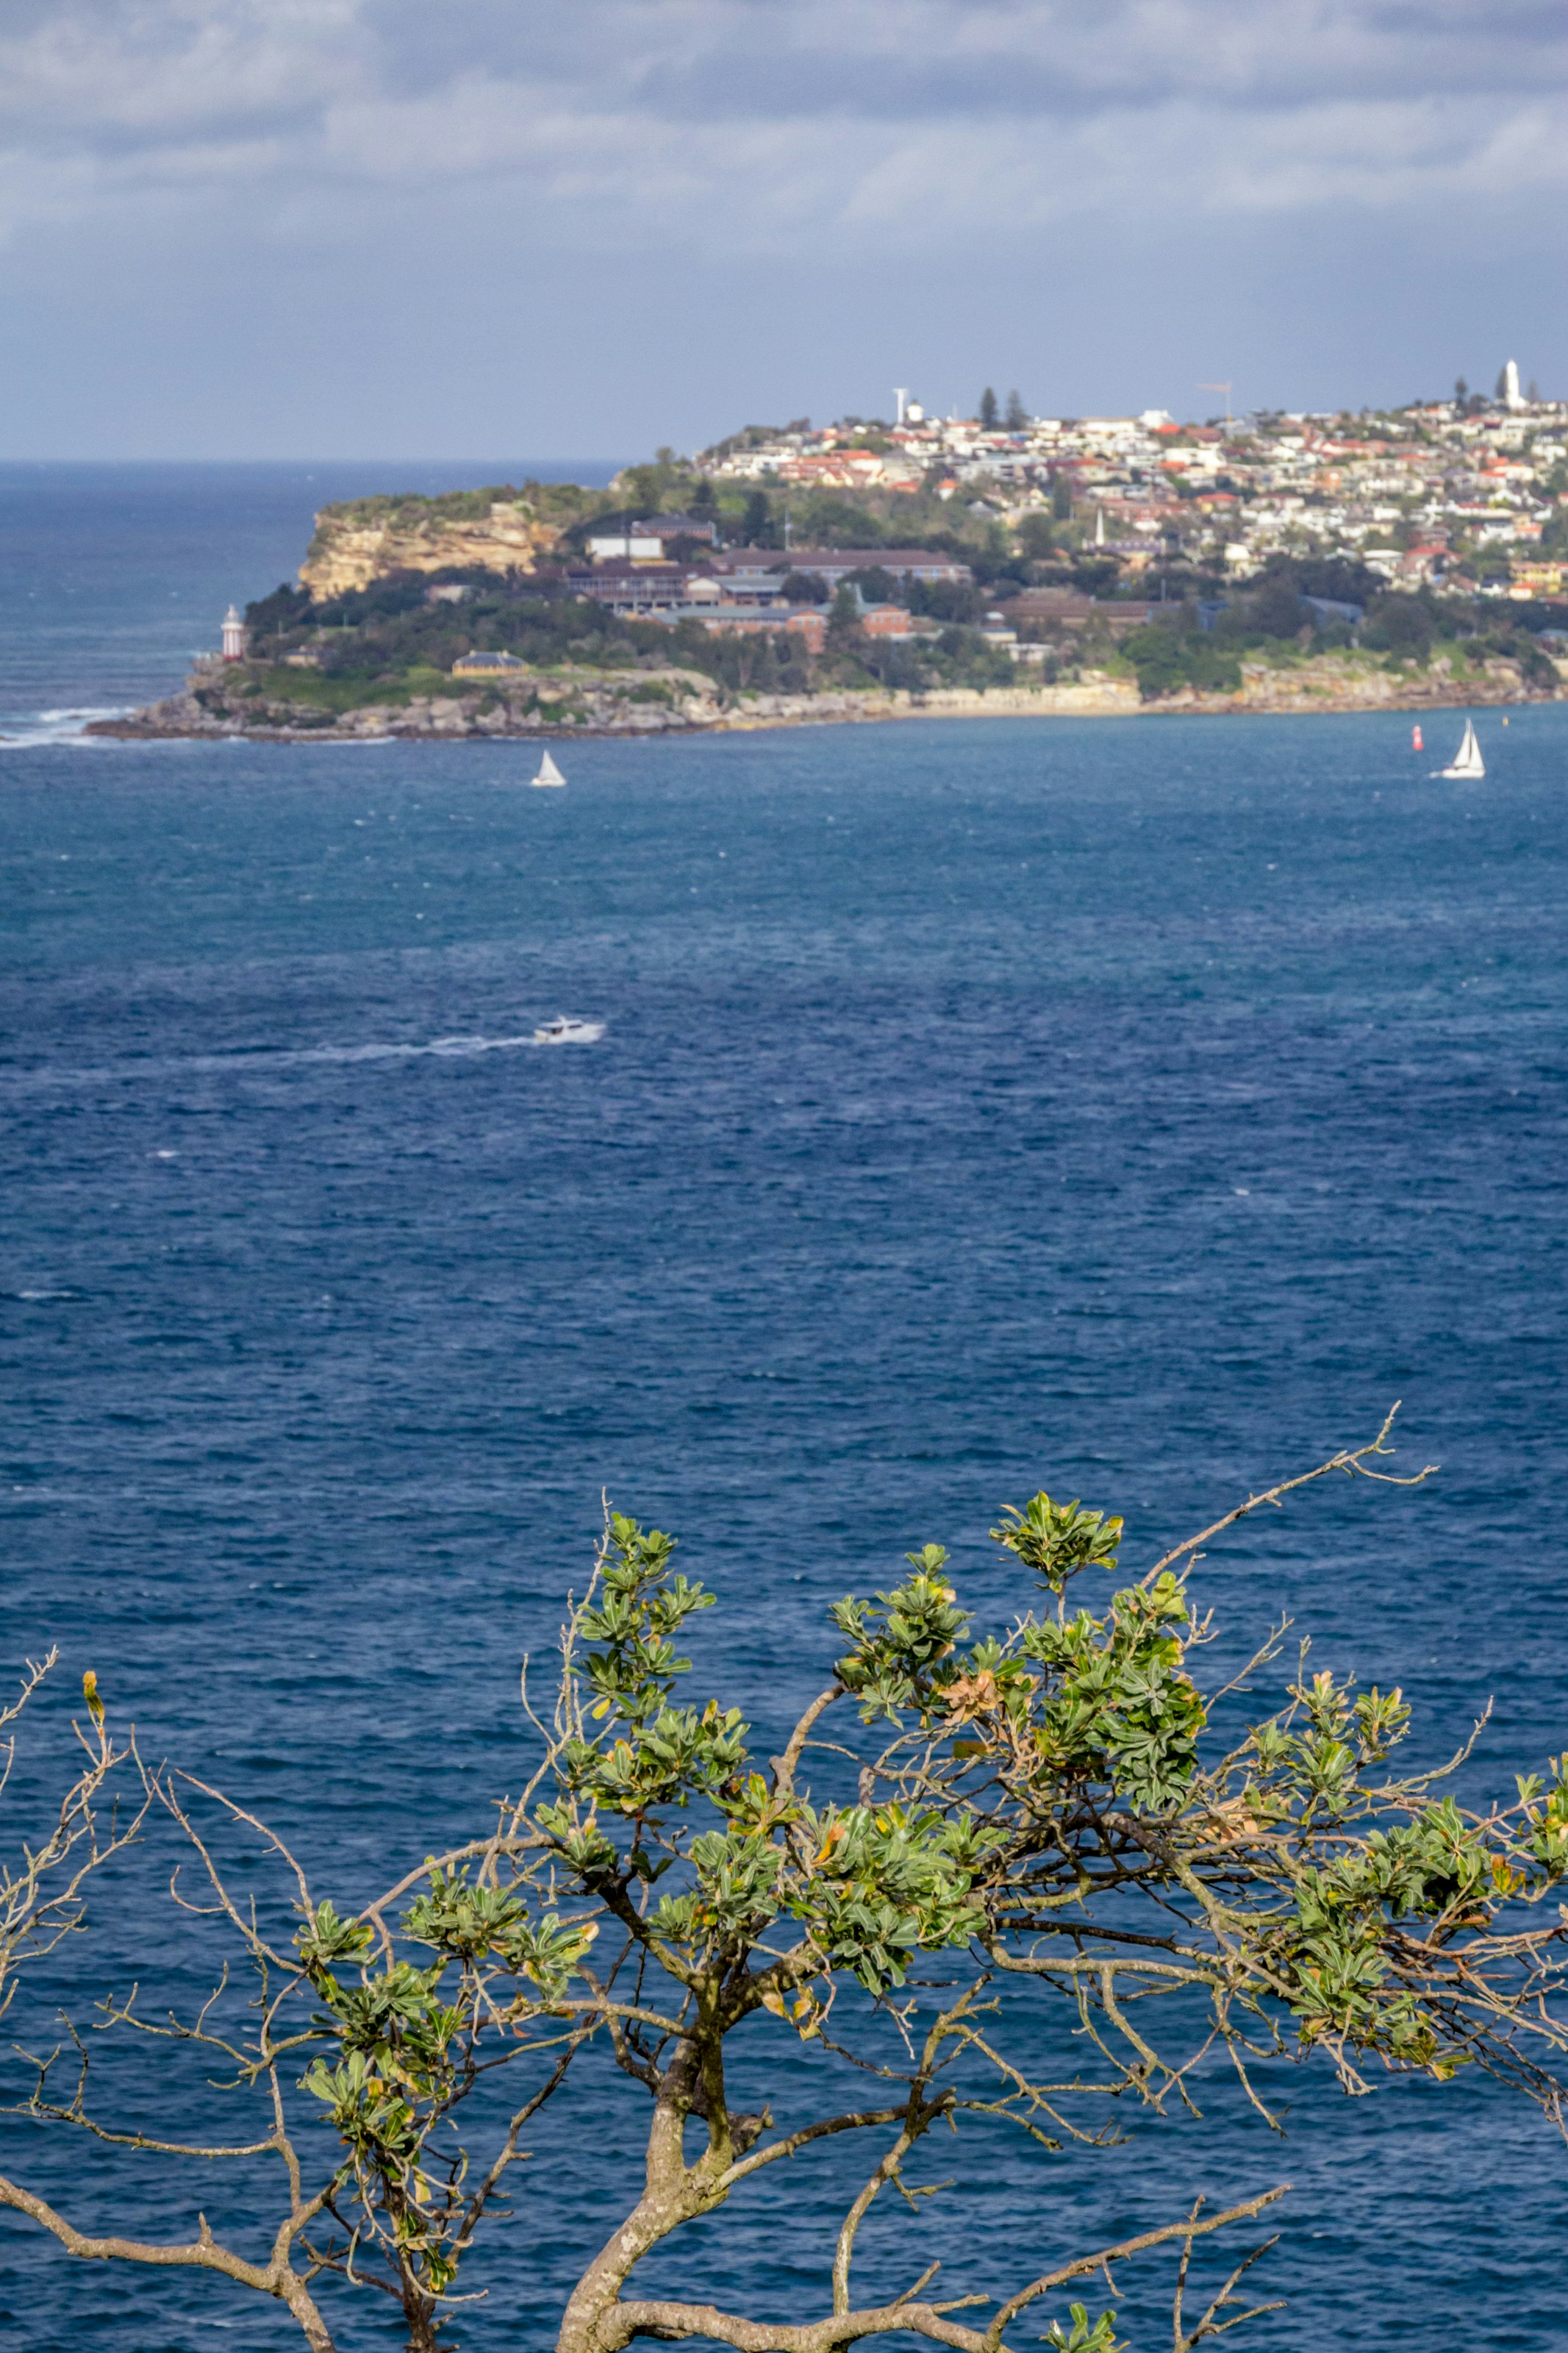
(298, 1033), (542, 1064)
(0, 1026), (607, 1094)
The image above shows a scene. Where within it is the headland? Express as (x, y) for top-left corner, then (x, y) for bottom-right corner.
(91, 390), (1568, 742)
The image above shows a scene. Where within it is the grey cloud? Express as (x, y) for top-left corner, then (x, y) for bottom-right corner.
(0, 0), (1562, 249)
(8, 1), (1565, 137)
(354, 0), (1567, 124)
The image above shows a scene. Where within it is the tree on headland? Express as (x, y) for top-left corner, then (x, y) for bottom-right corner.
(1004, 389), (1028, 431)
(1453, 376), (1468, 405)
(741, 489), (776, 546)
(5, 1414), (1568, 2353)
(978, 388), (999, 429)
(826, 583), (863, 649)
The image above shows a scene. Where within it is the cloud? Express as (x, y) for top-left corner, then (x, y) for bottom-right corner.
(0, 1), (1562, 254)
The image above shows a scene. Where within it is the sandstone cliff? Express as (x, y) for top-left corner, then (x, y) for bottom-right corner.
(299, 491), (568, 598)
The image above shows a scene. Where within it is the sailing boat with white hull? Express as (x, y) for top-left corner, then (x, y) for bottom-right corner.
(531, 749), (566, 788)
(1431, 719), (1483, 780)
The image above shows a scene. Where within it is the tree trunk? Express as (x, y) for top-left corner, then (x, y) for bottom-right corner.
(401, 2281), (443, 2352)
(277, 2274), (340, 2353)
(557, 2040), (717, 2353)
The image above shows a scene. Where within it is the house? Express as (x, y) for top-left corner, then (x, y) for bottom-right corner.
(587, 533), (667, 563)
(587, 516), (721, 561)
(638, 514), (719, 544)
(565, 564), (690, 611)
(705, 549), (971, 590)
(451, 650), (527, 676)
(1509, 560), (1565, 597)
(859, 604), (912, 639)
(776, 451), (889, 488)
(1004, 589), (1162, 636)
(684, 606), (828, 652)
(687, 557), (791, 604)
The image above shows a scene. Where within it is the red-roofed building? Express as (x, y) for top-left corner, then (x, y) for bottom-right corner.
(859, 604), (912, 639)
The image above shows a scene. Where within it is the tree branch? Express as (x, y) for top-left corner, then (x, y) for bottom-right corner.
(0, 2174), (338, 2352)
(983, 2188), (1290, 2346)
(1140, 1406), (1435, 1586)
(772, 1688), (844, 1799)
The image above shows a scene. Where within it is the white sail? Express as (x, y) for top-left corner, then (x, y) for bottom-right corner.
(1431, 720), (1484, 780)
(531, 750), (565, 788)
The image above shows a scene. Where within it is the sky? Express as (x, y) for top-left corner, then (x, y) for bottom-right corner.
(0, 0), (1564, 460)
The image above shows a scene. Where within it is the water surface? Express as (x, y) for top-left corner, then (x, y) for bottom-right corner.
(0, 471), (1564, 2350)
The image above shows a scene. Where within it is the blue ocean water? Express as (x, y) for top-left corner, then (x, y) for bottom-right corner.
(1, 469), (1566, 2350)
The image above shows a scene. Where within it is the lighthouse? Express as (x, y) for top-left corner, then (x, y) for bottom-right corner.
(221, 603), (247, 661)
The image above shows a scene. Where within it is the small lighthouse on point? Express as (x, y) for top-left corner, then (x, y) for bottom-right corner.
(221, 603), (247, 661)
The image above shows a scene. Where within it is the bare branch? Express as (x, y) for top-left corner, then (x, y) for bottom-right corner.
(1141, 1405), (1436, 1586)
(984, 2188), (1291, 2347)
(0, 2174), (338, 2352)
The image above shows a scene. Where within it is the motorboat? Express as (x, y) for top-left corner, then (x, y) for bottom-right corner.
(1431, 718), (1483, 779)
(531, 1017), (604, 1045)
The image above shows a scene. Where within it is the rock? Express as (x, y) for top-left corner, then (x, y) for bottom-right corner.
(300, 496), (560, 598)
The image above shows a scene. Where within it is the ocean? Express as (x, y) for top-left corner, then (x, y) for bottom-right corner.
(1, 465), (1565, 2349)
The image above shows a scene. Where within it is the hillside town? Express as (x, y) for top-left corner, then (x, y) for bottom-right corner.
(698, 363), (1567, 602)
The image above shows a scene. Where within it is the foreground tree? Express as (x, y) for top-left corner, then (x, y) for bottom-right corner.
(0, 1652), (142, 2022)
(4, 1414), (1568, 2351)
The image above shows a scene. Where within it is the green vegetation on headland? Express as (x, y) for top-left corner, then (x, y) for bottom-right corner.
(239, 566), (1015, 707)
(196, 543), (1560, 739)
(1117, 571), (1560, 701)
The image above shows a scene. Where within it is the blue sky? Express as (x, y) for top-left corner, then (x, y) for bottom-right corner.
(1, 0), (1563, 459)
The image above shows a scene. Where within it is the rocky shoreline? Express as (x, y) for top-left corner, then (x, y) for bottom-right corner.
(85, 649), (1560, 745)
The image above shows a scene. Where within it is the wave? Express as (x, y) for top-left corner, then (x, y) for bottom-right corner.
(0, 705), (132, 746)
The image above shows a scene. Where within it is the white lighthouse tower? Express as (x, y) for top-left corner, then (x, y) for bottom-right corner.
(221, 603), (247, 661)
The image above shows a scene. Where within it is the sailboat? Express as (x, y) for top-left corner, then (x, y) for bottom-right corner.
(531, 749), (566, 789)
(1431, 719), (1483, 780)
